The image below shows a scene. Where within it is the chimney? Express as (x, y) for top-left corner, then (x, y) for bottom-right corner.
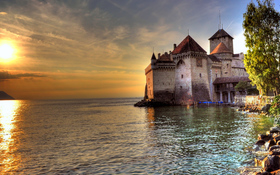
(158, 53), (161, 59)
(173, 44), (177, 50)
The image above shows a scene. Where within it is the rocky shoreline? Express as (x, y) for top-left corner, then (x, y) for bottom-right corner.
(241, 126), (280, 175)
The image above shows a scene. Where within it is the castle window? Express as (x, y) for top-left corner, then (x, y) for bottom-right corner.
(199, 73), (202, 78)
(227, 64), (229, 68)
(196, 58), (202, 67)
(181, 74), (183, 78)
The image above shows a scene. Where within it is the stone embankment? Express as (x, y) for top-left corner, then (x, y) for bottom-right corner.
(237, 104), (271, 114)
(241, 127), (280, 175)
(134, 100), (173, 107)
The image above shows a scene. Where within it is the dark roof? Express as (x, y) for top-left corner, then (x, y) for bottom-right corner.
(151, 53), (156, 60)
(157, 52), (173, 63)
(208, 55), (221, 62)
(172, 35), (206, 54)
(210, 42), (232, 54)
(213, 76), (251, 84)
(209, 29), (233, 40)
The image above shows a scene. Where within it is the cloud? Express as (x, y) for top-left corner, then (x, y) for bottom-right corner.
(0, 71), (47, 80)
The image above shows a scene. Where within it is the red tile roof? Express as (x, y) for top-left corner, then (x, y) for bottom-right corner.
(210, 42), (232, 55)
(213, 76), (250, 84)
(172, 35), (206, 54)
(209, 29), (233, 40)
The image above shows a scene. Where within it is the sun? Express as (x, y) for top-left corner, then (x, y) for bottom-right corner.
(0, 43), (15, 60)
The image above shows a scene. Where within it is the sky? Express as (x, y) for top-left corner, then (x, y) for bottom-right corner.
(0, 0), (279, 100)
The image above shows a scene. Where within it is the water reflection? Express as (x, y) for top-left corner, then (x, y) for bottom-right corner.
(0, 100), (20, 173)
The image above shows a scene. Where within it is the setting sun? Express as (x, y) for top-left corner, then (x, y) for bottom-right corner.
(0, 43), (15, 60)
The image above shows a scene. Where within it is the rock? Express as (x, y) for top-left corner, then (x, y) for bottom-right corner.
(261, 104), (271, 113)
(265, 140), (276, 150)
(255, 157), (266, 166)
(270, 169), (280, 175)
(275, 136), (280, 143)
(270, 127), (280, 134)
(259, 134), (273, 142)
(270, 148), (280, 155)
(256, 140), (266, 146)
(269, 145), (280, 152)
(0, 91), (14, 100)
(262, 155), (280, 172)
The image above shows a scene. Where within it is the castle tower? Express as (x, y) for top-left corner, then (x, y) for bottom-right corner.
(172, 35), (211, 105)
(209, 29), (234, 54)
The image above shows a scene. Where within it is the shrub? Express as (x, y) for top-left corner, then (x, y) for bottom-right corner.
(269, 95), (280, 116)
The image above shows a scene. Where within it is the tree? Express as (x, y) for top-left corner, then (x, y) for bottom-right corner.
(243, 0), (280, 96)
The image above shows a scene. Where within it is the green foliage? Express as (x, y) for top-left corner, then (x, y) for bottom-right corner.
(235, 81), (250, 91)
(269, 95), (280, 116)
(243, 0), (280, 95)
(234, 81), (259, 95)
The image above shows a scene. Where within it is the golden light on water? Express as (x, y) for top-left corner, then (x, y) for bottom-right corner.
(0, 100), (20, 173)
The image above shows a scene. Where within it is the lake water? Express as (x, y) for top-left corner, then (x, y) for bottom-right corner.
(0, 98), (274, 174)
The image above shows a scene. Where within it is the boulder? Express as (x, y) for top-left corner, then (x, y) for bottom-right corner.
(265, 140), (277, 150)
(259, 134), (273, 141)
(270, 148), (280, 156)
(270, 169), (280, 175)
(255, 157), (266, 166)
(262, 155), (280, 172)
(275, 136), (280, 143)
(261, 104), (271, 113)
(270, 127), (280, 134)
(269, 145), (280, 152)
(256, 140), (266, 146)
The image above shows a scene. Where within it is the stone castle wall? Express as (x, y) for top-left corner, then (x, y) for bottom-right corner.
(190, 55), (211, 102)
(145, 67), (154, 100)
(174, 57), (192, 105)
(153, 68), (175, 101)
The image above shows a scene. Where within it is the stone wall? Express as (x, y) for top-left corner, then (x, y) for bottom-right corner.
(174, 57), (192, 105)
(153, 68), (175, 101)
(191, 55), (211, 102)
(145, 68), (154, 100)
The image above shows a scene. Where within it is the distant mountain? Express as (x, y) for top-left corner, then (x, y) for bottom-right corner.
(0, 91), (14, 100)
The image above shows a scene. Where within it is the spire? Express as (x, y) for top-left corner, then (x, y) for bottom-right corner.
(151, 53), (156, 60)
(219, 10), (222, 30)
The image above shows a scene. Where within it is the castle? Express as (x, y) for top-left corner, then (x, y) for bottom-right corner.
(144, 29), (250, 105)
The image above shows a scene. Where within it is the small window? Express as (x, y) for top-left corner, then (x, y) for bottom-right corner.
(225, 72), (228, 74)
(199, 73), (202, 78)
(180, 86), (182, 89)
(216, 74), (218, 78)
(227, 64), (229, 68)
(181, 74), (183, 78)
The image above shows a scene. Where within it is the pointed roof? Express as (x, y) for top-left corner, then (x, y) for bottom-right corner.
(151, 53), (156, 60)
(209, 29), (233, 40)
(210, 42), (232, 55)
(172, 35), (206, 54)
